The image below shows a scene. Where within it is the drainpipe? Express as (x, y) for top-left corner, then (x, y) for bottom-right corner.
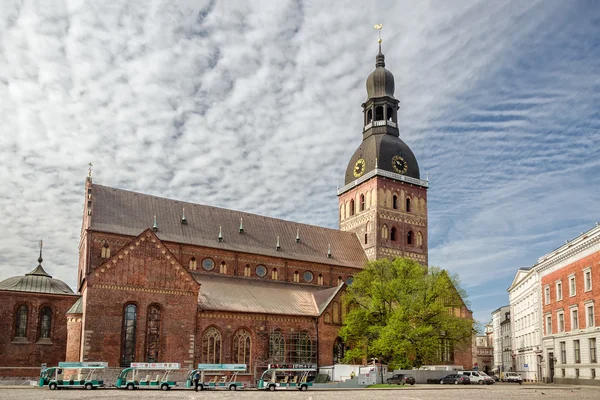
(315, 317), (319, 368)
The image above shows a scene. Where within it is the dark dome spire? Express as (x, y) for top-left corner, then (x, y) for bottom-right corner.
(366, 44), (395, 100)
(376, 43), (385, 67)
(27, 240), (51, 278)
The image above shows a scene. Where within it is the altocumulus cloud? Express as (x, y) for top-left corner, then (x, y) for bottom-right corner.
(0, 0), (599, 325)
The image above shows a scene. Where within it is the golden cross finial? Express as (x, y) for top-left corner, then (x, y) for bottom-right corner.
(374, 24), (383, 43)
(88, 162), (93, 177)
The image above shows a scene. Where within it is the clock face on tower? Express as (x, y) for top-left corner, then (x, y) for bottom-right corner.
(392, 155), (408, 174)
(353, 158), (366, 178)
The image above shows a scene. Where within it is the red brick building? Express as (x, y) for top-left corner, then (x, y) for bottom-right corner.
(539, 224), (600, 385)
(1, 45), (472, 378)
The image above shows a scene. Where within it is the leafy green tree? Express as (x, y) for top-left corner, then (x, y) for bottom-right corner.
(340, 257), (473, 369)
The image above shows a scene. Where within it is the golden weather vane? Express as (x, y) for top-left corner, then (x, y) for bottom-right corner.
(374, 24), (383, 43)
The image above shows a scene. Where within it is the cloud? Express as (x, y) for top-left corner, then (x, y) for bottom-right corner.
(1, 1), (599, 324)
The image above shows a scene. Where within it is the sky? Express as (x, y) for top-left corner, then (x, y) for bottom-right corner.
(1, 0), (599, 327)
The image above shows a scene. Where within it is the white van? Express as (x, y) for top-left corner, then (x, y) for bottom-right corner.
(460, 371), (493, 385)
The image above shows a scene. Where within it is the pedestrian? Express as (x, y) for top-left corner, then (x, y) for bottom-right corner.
(350, 370), (356, 379)
(193, 371), (200, 392)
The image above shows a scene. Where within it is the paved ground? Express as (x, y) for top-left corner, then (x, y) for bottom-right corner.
(0, 384), (597, 400)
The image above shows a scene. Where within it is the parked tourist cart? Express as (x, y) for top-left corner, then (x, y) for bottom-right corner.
(257, 364), (317, 391)
(115, 362), (179, 390)
(185, 363), (247, 391)
(39, 361), (108, 390)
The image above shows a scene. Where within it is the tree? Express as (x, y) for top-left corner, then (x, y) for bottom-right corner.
(340, 257), (473, 369)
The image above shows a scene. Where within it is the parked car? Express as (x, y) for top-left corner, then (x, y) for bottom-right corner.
(502, 372), (523, 384)
(440, 374), (470, 385)
(386, 374), (416, 385)
(460, 371), (494, 385)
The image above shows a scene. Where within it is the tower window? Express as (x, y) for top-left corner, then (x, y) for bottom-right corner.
(350, 199), (355, 216)
(367, 109), (373, 123)
(390, 227), (397, 241)
(360, 194), (365, 211)
(407, 231), (413, 245)
(364, 233), (368, 244)
(375, 106), (384, 121)
(392, 195), (398, 209)
(387, 106), (394, 122)
(381, 224), (388, 239)
(406, 197), (411, 212)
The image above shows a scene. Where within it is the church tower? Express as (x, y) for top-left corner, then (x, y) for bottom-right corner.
(338, 42), (429, 265)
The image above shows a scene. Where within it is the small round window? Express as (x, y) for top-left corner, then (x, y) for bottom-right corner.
(346, 276), (354, 285)
(304, 271), (314, 282)
(202, 258), (215, 271)
(256, 265), (267, 277)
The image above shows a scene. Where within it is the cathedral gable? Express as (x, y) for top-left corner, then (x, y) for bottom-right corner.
(88, 228), (199, 294)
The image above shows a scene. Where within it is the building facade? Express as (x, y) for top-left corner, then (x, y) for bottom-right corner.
(491, 305), (511, 373)
(508, 267), (543, 381)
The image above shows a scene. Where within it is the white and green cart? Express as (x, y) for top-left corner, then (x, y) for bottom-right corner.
(185, 363), (247, 391)
(257, 364), (317, 391)
(115, 362), (180, 390)
(39, 361), (108, 390)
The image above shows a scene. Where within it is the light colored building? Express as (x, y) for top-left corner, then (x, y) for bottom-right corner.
(492, 305), (511, 373)
(474, 334), (493, 374)
(508, 267), (543, 381)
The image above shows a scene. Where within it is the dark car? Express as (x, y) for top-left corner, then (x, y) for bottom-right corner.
(440, 374), (470, 385)
(386, 374), (416, 385)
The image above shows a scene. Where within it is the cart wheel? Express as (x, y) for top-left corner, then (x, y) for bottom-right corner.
(300, 384), (308, 391)
(85, 383), (93, 390)
(127, 383), (135, 390)
(199, 384), (204, 391)
(229, 384), (237, 391)
(269, 384), (276, 391)
(161, 384), (169, 391)
(49, 383), (57, 390)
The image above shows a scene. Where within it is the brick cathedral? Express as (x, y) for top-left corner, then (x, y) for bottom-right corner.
(0, 45), (472, 377)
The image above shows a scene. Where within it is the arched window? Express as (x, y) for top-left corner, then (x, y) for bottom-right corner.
(417, 232), (423, 247)
(392, 195), (398, 209)
(375, 106), (384, 121)
(121, 304), (137, 367)
(349, 199), (355, 216)
(271, 268), (279, 280)
(318, 274), (324, 285)
(360, 194), (365, 211)
(364, 233), (368, 245)
(341, 303), (347, 324)
(269, 329), (285, 362)
(232, 329), (252, 366)
(367, 109), (373, 123)
(101, 244), (110, 259)
(387, 106), (394, 122)
(146, 305), (161, 362)
(381, 224), (388, 239)
(337, 276), (343, 286)
(333, 302), (340, 323)
(333, 337), (345, 364)
(296, 332), (312, 363)
(202, 327), (222, 364)
(39, 307), (52, 339)
(15, 304), (28, 338)
(219, 261), (227, 274)
(407, 231), (413, 245)
(293, 271), (300, 283)
(340, 205), (345, 221)
(390, 227), (397, 241)
(324, 312), (331, 323)
(244, 264), (251, 277)
(189, 257), (197, 271)
(406, 197), (411, 212)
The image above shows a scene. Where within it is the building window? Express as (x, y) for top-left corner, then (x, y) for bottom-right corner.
(146, 305), (161, 362)
(256, 265), (267, 277)
(392, 195), (398, 209)
(349, 199), (355, 216)
(101, 244), (111, 259)
(587, 304), (595, 327)
(189, 257), (197, 270)
(232, 329), (251, 366)
(407, 230), (413, 245)
(558, 312), (565, 333)
(572, 308), (579, 330)
(390, 227), (397, 241)
(202, 327), (222, 364)
(121, 304), (137, 367)
(333, 337), (345, 364)
(592, 369), (596, 379)
(219, 261), (227, 274)
(271, 268), (279, 280)
(304, 271), (313, 282)
(416, 232), (423, 247)
(324, 312), (331, 323)
(381, 224), (388, 239)
(574, 340), (581, 363)
(585, 269), (592, 292)
(406, 197), (411, 212)
(387, 106), (394, 122)
(15, 304), (28, 338)
(332, 302), (340, 323)
(544, 286), (550, 304)
(318, 274), (323, 285)
(337, 276), (343, 286)
(296, 332), (312, 363)
(569, 275), (576, 297)
(293, 271), (300, 283)
(202, 258), (215, 271)
(546, 315), (552, 335)
(375, 106), (383, 120)
(366, 109), (372, 123)
(244, 264), (251, 277)
(560, 341), (566, 364)
(346, 276), (354, 285)
(575, 368), (580, 378)
(360, 194), (365, 211)
(269, 329), (285, 362)
(39, 307), (52, 339)
(590, 338), (597, 363)
(556, 281), (563, 301)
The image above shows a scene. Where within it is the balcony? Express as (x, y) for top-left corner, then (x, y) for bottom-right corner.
(363, 120), (398, 131)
